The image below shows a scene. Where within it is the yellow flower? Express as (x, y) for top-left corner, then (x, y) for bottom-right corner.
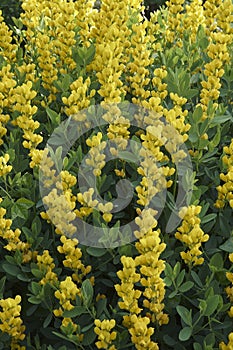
(37, 250), (58, 285)
(115, 256), (142, 315)
(0, 295), (25, 347)
(94, 319), (116, 349)
(219, 332), (233, 350)
(127, 314), (159, 350)
(57, 235), (91, 283)
(215, 139), (233, 209)
(54, 276), (80, 317)
(0, 153), (12, 176)
(175, 205), (209, 266)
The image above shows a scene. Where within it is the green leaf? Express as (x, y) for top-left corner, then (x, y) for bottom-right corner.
(46, 107), (60, 125)
(192, 106), (203, 122)
(204, 295), (219, 316)
(82, 326), (96, 346)
(31, 268), (44, 279)
(176, 270), (185, 287)
(118, 150), (140, 163)
(179, 281), (194, 292)
(28, 296), (42, 305)
(194, 343), (202, 350)
(179, 326), (192, 341)
(199, 37), (209, 50)
(2, 263), (21, 276)
(63, 306), (87, 318)
(209, 253), (224, 270)
(61, 74), (71, 92)
(96, 298), (107, 318)
(219, 237), (233, 253)
(211, 114), (232, 126)
(176, 305), (192, 326)
(86, 247), (107, 257)
(188, 128), (199, 143)
(31, 282), (41, 295)
(81, 280), (93, 307)
(11, 198), (34, 220)
(201, 213), (217, 224)
(43, 313), (53, 328)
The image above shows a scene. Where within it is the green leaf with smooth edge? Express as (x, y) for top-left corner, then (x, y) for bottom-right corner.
(173, 262), (181, 277)
(211, 115), (232, 125)
(193, 106), (203, 122)
(28, 296), (42, 305)
(188, 128), (199, 143)
(81, 279), (93, 307)
(194, 342), (202, 350)
(179, 327), (192, 341)
(43, 313), (53, 328)
(184, 89), (198, 99)
(204, 295), (219, 316)
(118, 150), (140, 163)
(201, 213), (217, 224)
(11, 198), (34, 220)
(176, 305), (192, 326)
(86, 247), (107, 257)
(31, 281), (41, 295)
(96, 298), (107, 318)
(168, 290), (178, 299)
(63, 306), (87, 318)
(219, 237), (233, 253)
(46, 107), (60, 125)
(176, 270), (185, 287)
(2, 263), (21, 276)
(82, 327), (96, 346)
(209, 253), (224, 269)
(179, 281), (194, 293)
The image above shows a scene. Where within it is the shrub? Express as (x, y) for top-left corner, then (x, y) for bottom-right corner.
(0, 0), (232, 349)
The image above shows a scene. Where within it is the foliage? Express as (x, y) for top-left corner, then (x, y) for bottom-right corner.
(0, 0), (232, 349)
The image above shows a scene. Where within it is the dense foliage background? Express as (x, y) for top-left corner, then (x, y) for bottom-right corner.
(0, 0), (232, 349)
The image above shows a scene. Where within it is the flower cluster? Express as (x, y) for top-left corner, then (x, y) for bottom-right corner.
(215, 139), (233, 209)
(135, 208), (168, 326)
(183, 0), (205, 43)
(36, 249), (58, 285)
(128, 314), (159, 350)
(89, 0), (130, 104)
(62, 77), (95, 116)
(57, 235), (92, 283)
(115, 256), (142, 315)
(54, 276), (82, 343)
(0, 10), (17, 62)
(127, 21), (152, 105)
(54, 276), (80, 317)
(94, 319), (117, 350)
(85, 132), (107, 176)
(165, 0), (185, 45)
(41, 188), (76, 236)
(175, 205), (209, 266)
(0, 295), (25, 349)
(225, 253), (233, 318)
(0, 154), (12, 176)
(199, 0), (233, 119)
(0, 200), (31, 262)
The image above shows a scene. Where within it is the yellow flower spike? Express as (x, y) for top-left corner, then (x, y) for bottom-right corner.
(128, 314), (159, 350)
(94, 319), (116, 350)
(0, 295), (25, 347)
(215, 139), (233, 209)
(175, 205), (209, 266)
